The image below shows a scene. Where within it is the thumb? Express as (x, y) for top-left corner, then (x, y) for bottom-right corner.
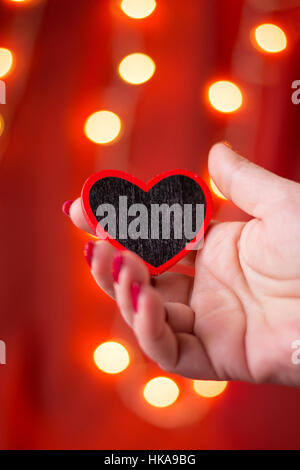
(208, 143), (294, 219)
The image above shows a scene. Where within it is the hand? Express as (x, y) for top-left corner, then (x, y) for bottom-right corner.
(66, 143), (300, 386)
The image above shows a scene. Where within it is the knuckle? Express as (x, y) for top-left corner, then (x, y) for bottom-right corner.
(158, 361), (175, 374)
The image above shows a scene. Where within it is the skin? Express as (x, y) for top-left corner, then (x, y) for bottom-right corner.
(68, 143), (300, 386)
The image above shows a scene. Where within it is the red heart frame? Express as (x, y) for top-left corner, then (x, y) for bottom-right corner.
(81, 169), (213, 275)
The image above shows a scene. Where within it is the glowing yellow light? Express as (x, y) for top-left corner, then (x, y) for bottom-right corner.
(143, 377), (179, 408)
(208, 81), (243, 113)
(254, 24), (287, 53)
(0, 115), (4, 137)
(210, 177), (227, 200)
(93, 341), (130, 374)
(193, 380), (228, 398)
(88, 233), (98, 240)
(121, 0), (156, 19)
(119, 53), (156, 85)
(8, 0), (40, 3)
(84, 110), (121, 144)
(0, 48), (13, 78)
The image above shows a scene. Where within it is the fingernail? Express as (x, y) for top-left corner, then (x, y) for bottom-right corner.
(131, 282), (141, 313)
(112, 253), (123, 284)
(84, 241), (94, 268)
(62, 200), (73, 216)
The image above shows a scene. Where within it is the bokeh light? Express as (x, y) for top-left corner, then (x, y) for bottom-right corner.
(210, 177), (227, 200)
(0, 114), (4, 137)
(119, 53), (156, 85)
(208, 80), (243, 113)
(6, 0), (40, 5)
(84, 110), (121, 144)
(88, 233), (98, 240)
(7, 0), (41, 3)
(254, 24), (287, 53)
(93, 341), (130, 374)
(121, 0), (156, 19)
(193, 380), (228, 398)
(143, 377), (179, 408)
(0, 48), (13, 78)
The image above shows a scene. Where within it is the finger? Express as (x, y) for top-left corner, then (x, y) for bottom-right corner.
(176, 220), (218, 268)
(134, 286), (218, 379)
(208, 142), (294, 219)
(88, 241), (117, 298)
(88, 240), (193, 304)
(114, 251), (150, 326)
(69, 197), (94, 234)
(173, 220), (219, 275)
(133, 286), (177, 369)
(113, 253), (193, 328)
(153, 272), (193, 304)
(165, 302), (195, 333)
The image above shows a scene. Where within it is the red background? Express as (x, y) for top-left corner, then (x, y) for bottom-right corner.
(0, 0), (300, 449)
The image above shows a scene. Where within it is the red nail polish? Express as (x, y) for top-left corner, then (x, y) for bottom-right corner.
(131, 282), (141, 313)
(112, 253), (123, 284)
(84, 241), (94, 268)
(62, 200), (73, 216)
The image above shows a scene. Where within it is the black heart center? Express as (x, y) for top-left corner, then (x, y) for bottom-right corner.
(89, 175), (206, 267)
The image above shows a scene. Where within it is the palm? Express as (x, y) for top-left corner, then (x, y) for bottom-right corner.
(189, 212), (300, 384)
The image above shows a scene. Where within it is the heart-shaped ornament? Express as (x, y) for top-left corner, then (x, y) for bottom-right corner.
(81, 170), (213, 275)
